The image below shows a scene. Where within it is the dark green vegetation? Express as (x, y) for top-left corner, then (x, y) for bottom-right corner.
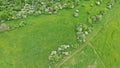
(0, 0), (79, 24)
(0, 0), (120, 68)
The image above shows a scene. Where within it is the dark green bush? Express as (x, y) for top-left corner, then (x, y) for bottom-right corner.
(0, 11), (9, 21)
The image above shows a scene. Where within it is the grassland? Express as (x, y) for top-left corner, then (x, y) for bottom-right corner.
(0, 9), (79, 68)
(0, 0), (119, 68)
(57, 2), (120, 68)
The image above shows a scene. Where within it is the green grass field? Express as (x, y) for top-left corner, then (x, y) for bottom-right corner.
(56, 2), (120, 68)
(0, 9), (79, 68)
(0, 0), (120, 68)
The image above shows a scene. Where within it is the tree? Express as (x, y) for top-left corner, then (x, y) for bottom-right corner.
(0, 10), (9, 21)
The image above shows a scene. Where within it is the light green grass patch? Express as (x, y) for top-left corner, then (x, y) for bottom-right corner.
(60, 45), (105, 68)
(90, 12), (120, 68)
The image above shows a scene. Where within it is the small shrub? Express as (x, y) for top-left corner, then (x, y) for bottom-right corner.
(0, 23), (9, 32)
(74, 12), (79, 17)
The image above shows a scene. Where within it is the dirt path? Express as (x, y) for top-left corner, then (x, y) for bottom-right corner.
(88, 43), (106, 68)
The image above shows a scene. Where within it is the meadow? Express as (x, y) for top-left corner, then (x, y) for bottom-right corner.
(0, 0), (119, 68)
(57, 2), (120, 68)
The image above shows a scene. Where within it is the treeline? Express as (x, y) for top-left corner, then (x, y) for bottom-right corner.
(0, 0), (80, 23)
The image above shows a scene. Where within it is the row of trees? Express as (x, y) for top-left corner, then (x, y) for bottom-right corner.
(0, 0), (80, 24)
